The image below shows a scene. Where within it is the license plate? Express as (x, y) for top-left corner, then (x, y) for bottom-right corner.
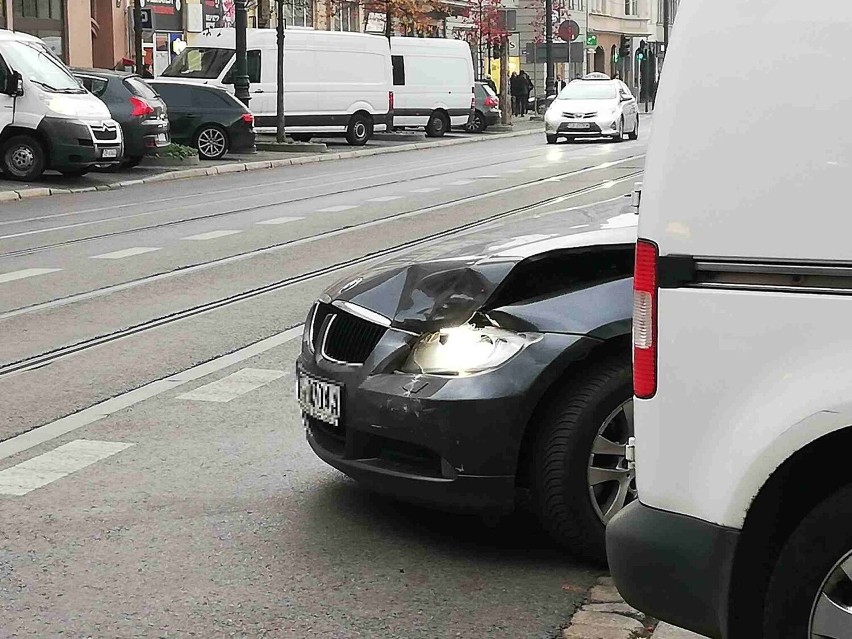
(567, 122), (591, 129)
(298, 368), (342, 426)
(101, 148), (118, 158)
(156, 133), (168, 143)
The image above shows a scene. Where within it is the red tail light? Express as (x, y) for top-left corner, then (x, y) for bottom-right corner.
(484, 96), (499, 108)
(389, 91), (394, 111)
(129, 96), (155, 118)
(241, 112), (254, 124)
(633, 239), (658, 399)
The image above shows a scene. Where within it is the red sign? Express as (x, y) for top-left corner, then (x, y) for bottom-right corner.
(558, 20), (580, 42)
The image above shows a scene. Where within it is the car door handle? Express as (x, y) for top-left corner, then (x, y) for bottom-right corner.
(252, 89), (264, 93)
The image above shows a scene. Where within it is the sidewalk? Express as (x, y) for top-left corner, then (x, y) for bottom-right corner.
(0, 119), (544, 203)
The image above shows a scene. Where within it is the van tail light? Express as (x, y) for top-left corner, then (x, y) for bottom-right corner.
(129, 96), (155, 118)
(633, 239), (658, 399)
(389, 91), (394, 111)
(241, 112), (254, 124)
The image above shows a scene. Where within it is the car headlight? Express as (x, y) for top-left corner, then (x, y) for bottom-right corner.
(400, 323), (542, 376)
(45, 95), (111, 119)
(545, 108), (561, 124)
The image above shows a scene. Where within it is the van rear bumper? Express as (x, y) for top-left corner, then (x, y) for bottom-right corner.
(607, 501), (740, 638)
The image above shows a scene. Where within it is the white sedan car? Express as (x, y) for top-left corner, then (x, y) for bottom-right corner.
(545, 75), (639, 144)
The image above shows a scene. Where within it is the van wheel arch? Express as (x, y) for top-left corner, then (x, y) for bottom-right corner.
(726, 427), (852, 638)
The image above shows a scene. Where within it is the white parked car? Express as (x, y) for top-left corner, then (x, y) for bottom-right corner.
(544, 74), (638, 144)
(607, 0), (852, 637)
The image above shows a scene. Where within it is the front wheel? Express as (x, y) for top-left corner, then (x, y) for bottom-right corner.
(546, 134), (559, 145)
(763, 484), (852, 637)
(425, 111), (449, 138)
(532, 357), (635, 564)
(1, 135), (46, 181)
(346, 113), (373, 146)
(627, 116), (639, 140)
(195, 125), (229, 160)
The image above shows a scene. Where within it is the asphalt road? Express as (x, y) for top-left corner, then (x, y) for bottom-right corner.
(0, 129), (648, 638)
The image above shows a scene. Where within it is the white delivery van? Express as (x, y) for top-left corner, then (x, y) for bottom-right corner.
(162, 28), (392, 146)
(607, 1), (852, 638)
(389, 36), (474, 137)
(0, 30), (122, 180)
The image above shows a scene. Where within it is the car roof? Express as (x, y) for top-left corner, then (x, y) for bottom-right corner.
(148, 79), (230, 94)
(72, 67), (138, 79)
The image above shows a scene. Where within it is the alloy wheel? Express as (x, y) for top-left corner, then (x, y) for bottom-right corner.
(197, 128), (227, 159)
(587, 399), (636, 524)
(809, 549), (852, 638)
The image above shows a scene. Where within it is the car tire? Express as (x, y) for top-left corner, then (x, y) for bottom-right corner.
(546, 134), (559, 144)
(1, 135), (46, 181)
(194, 124), (229, 160)
(346, 113), (373, 146)
(611, 118), (624, 143)
(467, 110), (487, 133)
(425, 111), (450, 138)
(763, 484), (852, 637)
(627, 116), (639, 140)
(291, 134), (312, 142)
(123, 156), (144, 169)
(533, 356), (635, 564)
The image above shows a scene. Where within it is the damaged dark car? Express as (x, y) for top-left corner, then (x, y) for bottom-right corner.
(297, 209), (637, 563)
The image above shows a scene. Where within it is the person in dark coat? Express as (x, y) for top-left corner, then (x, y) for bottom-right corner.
(510, 72), (522, 116)
(519, 70), (533, 116)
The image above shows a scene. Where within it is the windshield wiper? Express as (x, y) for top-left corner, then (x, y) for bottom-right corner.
(32, 79), (84, 94)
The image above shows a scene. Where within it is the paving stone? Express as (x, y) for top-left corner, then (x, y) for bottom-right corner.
(17, 187), (51, 198)
(582, 603), (645, 620)
(0, 191), (19, 201)
(571, 611), (645, 633)
(598, 576), (615, 587)
(651, 623), (708, 638)
(589, 585), (624, 603)
(563, 624), (638, 639)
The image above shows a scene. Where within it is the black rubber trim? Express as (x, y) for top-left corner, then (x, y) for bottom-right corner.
(607, 501), (739, 638)
(395, 108), (472, 118)
(658, 254), (696, 288)
(254, 113), (391, 129)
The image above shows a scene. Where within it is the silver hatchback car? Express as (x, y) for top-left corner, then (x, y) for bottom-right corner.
(545, 74), (639, 144)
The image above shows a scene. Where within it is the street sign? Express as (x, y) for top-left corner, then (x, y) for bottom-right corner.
(586, 34), (597, 47)
(558, 20), (580, 43)
(140, 8), (152, 30)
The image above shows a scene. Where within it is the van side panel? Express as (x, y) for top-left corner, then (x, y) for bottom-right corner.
(637, 288), (852, 529)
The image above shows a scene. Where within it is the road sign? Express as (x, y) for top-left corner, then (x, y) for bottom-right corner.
(586, 34), (597, 47)
(558, 20), (580, 43)
(140, 8), (152, 30)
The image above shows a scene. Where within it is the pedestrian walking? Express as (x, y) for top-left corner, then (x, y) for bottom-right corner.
(519, 70), (533, 116)
(510, 72), (522, 116)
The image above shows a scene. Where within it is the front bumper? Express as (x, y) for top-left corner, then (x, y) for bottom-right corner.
(545, 116), (619, 137)
(123, 118), (170, 157)
(607, 501), (740, 638)
(38, 116), (123, 169)
(298, 328), (587, 513)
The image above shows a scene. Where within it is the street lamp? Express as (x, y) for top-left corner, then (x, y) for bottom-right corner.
(545, 0), (554, 96)
(233, 0), (251, 107)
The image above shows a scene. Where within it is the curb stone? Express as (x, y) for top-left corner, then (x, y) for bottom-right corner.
(0, 127), (542, 204)
(564, 576), (656, 639)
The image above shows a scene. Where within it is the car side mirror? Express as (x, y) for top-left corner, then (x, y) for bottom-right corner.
(5, 71), (22, 97)
(620, 94), (632, 102)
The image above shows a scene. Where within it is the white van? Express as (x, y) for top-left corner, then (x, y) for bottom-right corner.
(607, 1), (852, 638)
(0, 30), (122, 180)
(389, 37), (474, 137)
(162, 28), (392, 146)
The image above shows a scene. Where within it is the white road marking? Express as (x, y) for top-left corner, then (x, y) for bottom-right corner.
(183, 230), (242, 241)
(367, 196), (403, 202)
(0, 327), (302, 461)
(90, 247), (160, 260)
(410, 187), (440, 193)
(256, 216), (303, 225)
(0, 268), (61, 284)
(0, 440), (134, 496)
(529, 164), (548, 169)
(506, 169), (527, 174)
(317, 205), (359, 212)
(177, 368), (286, 403)
(449, 180), (474, 186)
(477, 175), (500, 179)
(570, 224), (590, 229)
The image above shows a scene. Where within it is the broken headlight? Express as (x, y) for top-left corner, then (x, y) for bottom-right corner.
(400, 324), (542, 377)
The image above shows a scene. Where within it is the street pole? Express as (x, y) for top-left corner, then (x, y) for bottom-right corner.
(566, 13), (570, 82)
(584, 0), (590, 75)
(662, 0), (669, 62)
(385, 0), (392, 40)
(478, 1), (484, 78)
(133, 0), (143, 76)
(545, 0), (554, 96)
(276, 0), (285, 143)
(234, 0), (251, 107)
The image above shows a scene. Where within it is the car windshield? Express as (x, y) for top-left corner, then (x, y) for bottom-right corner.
(0, 41), (84, 93)
(559, 82), (617, 100)
(163, 48), (234, 79)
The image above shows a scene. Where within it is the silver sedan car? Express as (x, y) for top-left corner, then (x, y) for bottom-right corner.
(545, 74), (639, 144)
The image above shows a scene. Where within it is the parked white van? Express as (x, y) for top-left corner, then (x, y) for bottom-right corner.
(607, 1), (852, 638)
(389, 37), (474, 137)
(0, 30), (122, 180)
(162, 28), (392, 146)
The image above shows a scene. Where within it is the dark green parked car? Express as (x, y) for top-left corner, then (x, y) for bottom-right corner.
(148, 81), (256, 160)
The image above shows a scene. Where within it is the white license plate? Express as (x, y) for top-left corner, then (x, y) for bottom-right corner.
(567, 122), (591, 129)
(298, 369), (342, 426)
(156, 133), (168, 143)
(101, 148), (119, 158)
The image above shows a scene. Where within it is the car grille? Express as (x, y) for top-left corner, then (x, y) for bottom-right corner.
(563, 111), (598, 119)
(90, 122), (120, 142)
(312, 302), (387, 365)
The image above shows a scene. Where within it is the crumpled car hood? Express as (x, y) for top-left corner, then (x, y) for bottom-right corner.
(325, 207), (637, 334)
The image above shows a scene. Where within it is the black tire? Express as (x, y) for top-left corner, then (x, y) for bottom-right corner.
(123, 156), (144, 169)
(763, 484), (852, 637)
(60, 168), (90, 177)
(425, 111), (450, 138)
(627, 116), (639, 140)
(611, 118), (624, 143)
(467, 110), (486, 133)
(291, 134), (312, 142)
(194, 124), (229, 160)
(1, 135), (46, 181)
(532, 356), (634, 564)
(346, 113), (373, 146)
(546, 134), (559, 145)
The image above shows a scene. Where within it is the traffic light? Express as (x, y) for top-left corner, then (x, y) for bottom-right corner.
(636, 39), (647, 61)
(619, 35), (631, 60)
